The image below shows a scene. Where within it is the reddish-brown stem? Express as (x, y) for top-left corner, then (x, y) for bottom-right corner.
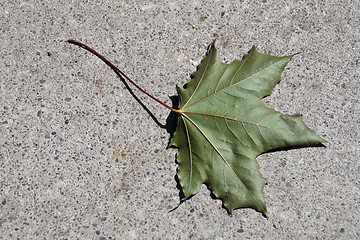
(66, 39), (179, 112)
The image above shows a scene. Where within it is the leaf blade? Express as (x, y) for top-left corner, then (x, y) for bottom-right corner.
(170, 42), (325, 215)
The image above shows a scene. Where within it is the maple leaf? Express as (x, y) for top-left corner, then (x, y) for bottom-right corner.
(66, 40), (326, 216)
(169, 42), (326, 215)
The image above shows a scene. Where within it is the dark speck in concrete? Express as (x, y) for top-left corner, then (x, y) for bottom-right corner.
(237, 228), (244, 233)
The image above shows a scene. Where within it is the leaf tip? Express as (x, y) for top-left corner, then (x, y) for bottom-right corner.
(207, 40), (217, 53)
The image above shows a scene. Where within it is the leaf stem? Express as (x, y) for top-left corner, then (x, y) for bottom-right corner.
(66, 39), (178, 112)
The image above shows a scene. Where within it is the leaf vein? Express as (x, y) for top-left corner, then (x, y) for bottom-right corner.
(183, 46), (214, 108)
(230, 52), (251, 85)
(182, 116), (193, 193)
(215, 64), (231, 93)
(225, 119), (246, 147)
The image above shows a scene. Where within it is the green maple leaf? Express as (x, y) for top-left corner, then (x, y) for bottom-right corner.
(67, 40), (326, 216)
(169, 42), (326, 215)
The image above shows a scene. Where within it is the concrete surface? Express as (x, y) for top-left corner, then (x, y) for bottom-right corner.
(1, 0), (359, 239)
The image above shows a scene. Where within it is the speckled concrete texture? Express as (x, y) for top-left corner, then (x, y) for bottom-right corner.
(0, 0), (359, 239)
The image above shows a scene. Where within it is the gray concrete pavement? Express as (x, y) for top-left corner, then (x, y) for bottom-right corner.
(1, 1), (359, 239)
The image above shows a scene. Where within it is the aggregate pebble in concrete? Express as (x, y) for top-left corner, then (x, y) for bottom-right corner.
(0, 1), (359, 239)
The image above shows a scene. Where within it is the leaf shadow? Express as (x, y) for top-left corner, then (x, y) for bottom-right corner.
(260, 142), (326, 155)
(164, 95), (179, 136)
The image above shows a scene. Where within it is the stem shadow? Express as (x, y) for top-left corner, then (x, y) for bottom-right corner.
(114, 70), (179, 137)
(114, 72), (164, 129)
